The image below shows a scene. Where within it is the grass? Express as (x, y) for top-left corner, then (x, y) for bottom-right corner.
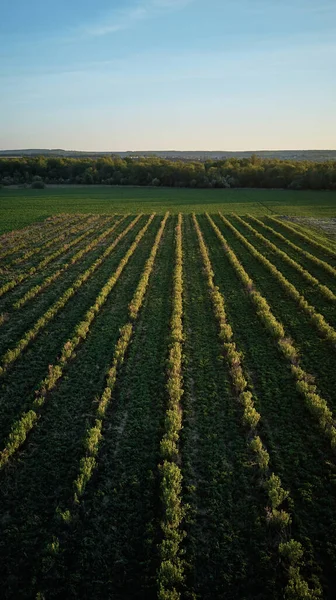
(1, 186), (336, 233)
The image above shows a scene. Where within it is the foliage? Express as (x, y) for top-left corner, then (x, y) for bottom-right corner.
(13, 216), (124, 309)
(0, 216), (153, 463)
(234, 215), (336, 302)
(158, 214), (186, 600)
(269, 216), (336, 260)
(220, 214), (336, 346)
(207, 213), (336, 452)
(0, 212), (335, 598)
(31, 180), (46, 189)
(1, 155), (336, 190)
(248, 215), (336, 280)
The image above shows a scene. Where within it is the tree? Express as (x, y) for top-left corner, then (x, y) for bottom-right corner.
(31, 180), (45, 189)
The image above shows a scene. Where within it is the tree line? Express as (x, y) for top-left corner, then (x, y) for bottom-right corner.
(0, 155), (336, 190)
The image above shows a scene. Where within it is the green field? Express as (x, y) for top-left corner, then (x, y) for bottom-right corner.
(1, 186), (336, 233)
(0, 211), (336, 599)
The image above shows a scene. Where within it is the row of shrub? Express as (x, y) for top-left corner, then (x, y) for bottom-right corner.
(269, 217), (336, 260)
(0, 214), (83, 263)
(0, 216), (142, 376)
(158, 214), (186, 600)
(13, 216), (123, 309)
(0, 216), (104, 298)
(8, 215), (96, 267)
(206, 214), (323, 598)
(0, 215), (155, 467)
(220, 215), (336, 347)
(38, 213), (167, 580)
(1, 155), (336, 189)
(233, 215), (336, 302)
(249, 216), (336, 280)
(208, 214), (336, 452)
(194, 214), (291, 521)
(74, 213), (168, 501)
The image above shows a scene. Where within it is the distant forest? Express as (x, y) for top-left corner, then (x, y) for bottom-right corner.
(0, 155), (336, 190)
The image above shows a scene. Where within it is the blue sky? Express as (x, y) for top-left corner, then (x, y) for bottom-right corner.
(0, 0), (335, 150)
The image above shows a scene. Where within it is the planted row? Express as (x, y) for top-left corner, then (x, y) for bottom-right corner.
(0, 214), (82, 261)
(36, 212), (170, 588)
(248, 215), (336, 280)
(207, 214), (336, 452)
(219, 214), (336, 348)
(0, 215), (155, 467)
(73, 212), (169, 502)
(13, 216), (125, 309)
(157, 213), (186, 600)
(193, 214), (319, 598)
(232, 215), (335, 302)
(0, 216), (115, 299)
(0, 216), (141, 376)
(8, 215), (98, 267)
(268, 217), (336, 261)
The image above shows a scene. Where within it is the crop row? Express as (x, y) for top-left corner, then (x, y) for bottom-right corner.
(193, 214), (318, 597)
(249, 216), (336, 280)
(0, 215), (155, 468)
(157, 214), (185, 600)
(0, 214), (83, 261)
(73, 212), (168, 500)
(7, 215), (100, 267)
(207, 214), (336, 452)
(12, 216), (126, 310)
(35, 213), (170, 590)
(232, 215), (335, 302)
(12, 214), (108, 274)
(0, 216), (141, 376)
(0, 214), (91, 267)
(219, 214), (336, 348)
(0, 213), (74, 245)
(0, 216), (115, 299)
(268, 217), (336, 261)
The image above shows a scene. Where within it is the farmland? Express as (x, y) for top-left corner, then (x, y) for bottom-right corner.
(0, 210), (336, 599)
(1, 186), (336, 233)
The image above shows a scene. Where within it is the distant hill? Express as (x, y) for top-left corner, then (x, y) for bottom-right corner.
(1, 149), (336, 162)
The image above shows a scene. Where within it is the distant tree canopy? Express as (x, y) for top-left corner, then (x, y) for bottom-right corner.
(0, 155), (335, 190)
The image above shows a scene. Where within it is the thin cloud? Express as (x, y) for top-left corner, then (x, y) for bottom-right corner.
(81, 0), (194, 38)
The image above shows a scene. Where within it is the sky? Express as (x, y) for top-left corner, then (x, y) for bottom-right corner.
(0, 0), (335, 151)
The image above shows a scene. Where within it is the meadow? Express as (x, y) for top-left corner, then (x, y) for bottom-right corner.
(1, 186), (336, 233)
(0, 204), (336, 599)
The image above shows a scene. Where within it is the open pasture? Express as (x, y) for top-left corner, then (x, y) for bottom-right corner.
(0, 211), (336, 599)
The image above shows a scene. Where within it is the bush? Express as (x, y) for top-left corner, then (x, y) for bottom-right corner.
(31, 180), (45, 189)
